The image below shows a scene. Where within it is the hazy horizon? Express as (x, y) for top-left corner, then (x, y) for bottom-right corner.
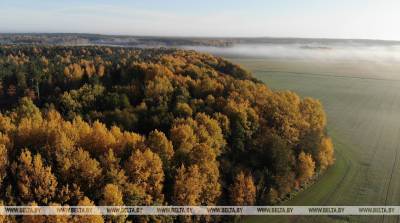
(3, 32), (400, 42)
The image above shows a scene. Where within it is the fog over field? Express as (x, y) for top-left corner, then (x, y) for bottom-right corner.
(186, 43), (400, 62)
(185, 42), (400, 81)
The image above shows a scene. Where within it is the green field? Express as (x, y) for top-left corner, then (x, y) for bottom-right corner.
(229, 58), (400, 223)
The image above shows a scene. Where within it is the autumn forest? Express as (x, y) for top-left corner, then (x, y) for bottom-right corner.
(0, 46), (334, 222)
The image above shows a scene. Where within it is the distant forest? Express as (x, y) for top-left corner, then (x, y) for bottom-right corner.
(0, 46), (334, 222)
(1, 33), (399, 48)
(0, 34), (235, 47)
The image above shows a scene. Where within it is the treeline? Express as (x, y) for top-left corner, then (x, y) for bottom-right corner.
(0, 34), (235, 47)
(0, 46), (334, 222)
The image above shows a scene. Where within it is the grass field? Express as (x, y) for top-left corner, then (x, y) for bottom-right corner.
(229, 58), (400, 223)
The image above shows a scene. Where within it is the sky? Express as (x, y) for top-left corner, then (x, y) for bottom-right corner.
(0, 0), (400, 40)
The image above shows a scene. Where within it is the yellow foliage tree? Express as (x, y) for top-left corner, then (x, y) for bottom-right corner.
(69, 63), (84, 80)
(175, 102), (193, 117)
(63, 67), (70, 77)
(16, 149), (58, 204)
(230, 171), (256, 205)
(300, 97), (326, 132)
(58, 148), (102, 193)
(297, 151), (315, 184)
(74, 197), (104, 223)
(97, 64), (105, 77)
(0, 145), (8, 187)
(100, 184), (127, 223)
(173, 165), (203, 205)
(318, 137), (335, 170)
(124, 149), (164, 204)
(170, 124), (197, 162)
(84, 121), (117, 154)
(100, 184), (123, 206)
(146, 129), (174, 164)
(99, 149), (128, 187)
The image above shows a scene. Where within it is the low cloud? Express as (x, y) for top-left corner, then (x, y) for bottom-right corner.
(185, 43), (400, 64)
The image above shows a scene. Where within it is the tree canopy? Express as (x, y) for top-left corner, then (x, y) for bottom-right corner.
(0, 46), (334, 222)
